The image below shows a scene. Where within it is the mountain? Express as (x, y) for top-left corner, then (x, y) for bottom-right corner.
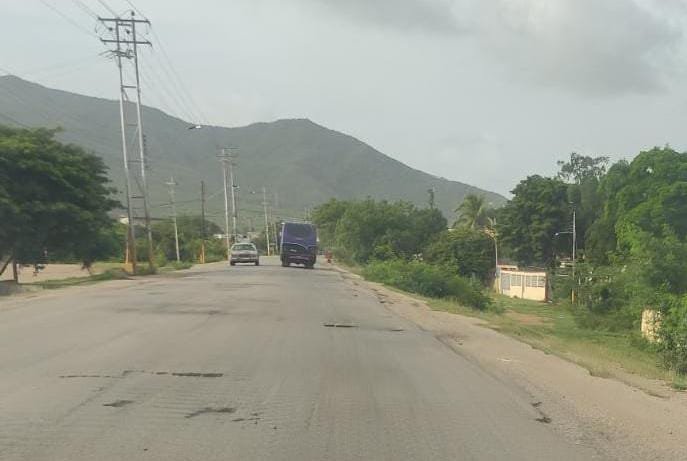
(0, 75), (505, 226)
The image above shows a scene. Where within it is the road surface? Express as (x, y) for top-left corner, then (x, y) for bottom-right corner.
(0, 257), (600, 460)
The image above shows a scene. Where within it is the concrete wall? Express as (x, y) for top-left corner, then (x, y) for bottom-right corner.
(496, 269), (547, 302)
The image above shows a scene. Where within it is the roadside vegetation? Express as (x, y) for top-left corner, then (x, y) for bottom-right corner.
(0, 125), (223, 287)
(314, 148), (687, 384)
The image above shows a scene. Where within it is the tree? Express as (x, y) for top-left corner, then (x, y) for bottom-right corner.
(498, 175), (570, 267)
(557, 152), (609, 184)
(152, 215), (222, 262)
(454, 194), (490, 230)
(311, 198), (350, 248)
(556, 154), (609, 259)
(425, 228), (494, 283)
(0, 126), (118, 276)
(312, 199), (446, 263)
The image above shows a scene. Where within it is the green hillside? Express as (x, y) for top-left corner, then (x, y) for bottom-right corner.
(0, 75), (505, 228)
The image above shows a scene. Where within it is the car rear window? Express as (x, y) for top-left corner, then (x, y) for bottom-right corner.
(233, 244), (255, 251)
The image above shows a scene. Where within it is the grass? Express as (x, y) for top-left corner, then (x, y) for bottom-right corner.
(35, 268), (130, 289)
(426, 294), (680, 386)
(33, 261), (195, 290)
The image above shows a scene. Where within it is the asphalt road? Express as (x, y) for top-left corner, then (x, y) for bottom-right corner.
(0, 257), (600, 460)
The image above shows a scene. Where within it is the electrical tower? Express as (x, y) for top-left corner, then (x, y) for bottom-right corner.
(98, 11), (154, 272)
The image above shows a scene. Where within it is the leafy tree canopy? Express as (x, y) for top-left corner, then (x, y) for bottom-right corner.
(498, 175), (570, 267)
(557, 152), (609, 184)
(454, 194), (492, 230)
(0, 126), (118, 267)
(312, 198), (446, 263)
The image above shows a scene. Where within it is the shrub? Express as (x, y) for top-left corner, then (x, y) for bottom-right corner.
(362, 259), (491, 310)
(424, 228), (494, 283)
(657, 294), (687, 374)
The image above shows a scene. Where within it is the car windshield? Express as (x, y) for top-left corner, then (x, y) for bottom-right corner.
(284, 223), (313, 238)
(232, 244), (255, 251)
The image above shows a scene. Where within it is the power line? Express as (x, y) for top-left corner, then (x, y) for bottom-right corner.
(96, 0), (119, 16)
(124, 0), (146, 18)
(39, 0), (99, 38)
(72, 0), (99, 19)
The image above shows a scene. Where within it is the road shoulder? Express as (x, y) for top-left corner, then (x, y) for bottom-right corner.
(334, 265), (687, 461)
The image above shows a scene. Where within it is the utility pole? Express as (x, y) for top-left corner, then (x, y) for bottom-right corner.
(165, 177), (180, 263)
(262, 187), (271, 256)
(218, 148), (238, 257)
(98, 11), (153, 272)
(229, 157), (238, 242)
(272, 221), (279, 254)
(200, 181), (206, 264)
(220, 153), (231, 259)
(427, 187), (436, 209)
(572, 207), (577, 304)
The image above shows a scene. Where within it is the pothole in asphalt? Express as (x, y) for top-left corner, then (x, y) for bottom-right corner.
(103, 400), (134, 408)
(186, 407), (236, 419)
(531, 401), (551, 424)
(169, 372), (223, 378)
(60, 370), (224, 379)
(232, 412), (261, 424)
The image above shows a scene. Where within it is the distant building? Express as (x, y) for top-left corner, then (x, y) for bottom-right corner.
(494, 265), (548, 302)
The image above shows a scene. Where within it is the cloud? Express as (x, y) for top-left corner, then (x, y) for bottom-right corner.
(304, 0), (465, 34)
(299, 0), (685, 96)
(471, 0), (685, 95)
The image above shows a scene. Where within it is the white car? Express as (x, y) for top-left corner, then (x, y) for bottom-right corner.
(229, 243), (259, 266)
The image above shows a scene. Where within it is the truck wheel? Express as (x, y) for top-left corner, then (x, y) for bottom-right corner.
(255, 261), (260, 266)
(230, 262), (235, 266)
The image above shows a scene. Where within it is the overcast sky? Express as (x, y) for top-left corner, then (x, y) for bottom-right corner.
(3, 0), (687, 195)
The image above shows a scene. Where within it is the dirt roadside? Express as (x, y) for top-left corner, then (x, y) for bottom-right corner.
(335, 267), (687, 461)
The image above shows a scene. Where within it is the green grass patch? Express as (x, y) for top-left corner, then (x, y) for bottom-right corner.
(362, 259), (491, 310)
(428, 294), (674, 384)
(35, 268), (130, 289)
(33, 260), (195, 290)
(671, 374), (687, 391)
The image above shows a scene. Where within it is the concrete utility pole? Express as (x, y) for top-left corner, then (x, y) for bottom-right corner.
(218, 148), (238, 257)
(572, 207), (577, 304)
(220, 154), (231, 259)
(98, 11), (154, 273)
(200, 181), (206, 264)
(229, 157), (238, 242)
(165, 177), (180, 263)
(262, 187), (271, 256)
(272, 221), (279, 254)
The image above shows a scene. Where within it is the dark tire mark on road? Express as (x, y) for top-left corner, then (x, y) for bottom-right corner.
(186, 407), (236, 419)
(103, 400), (134, 408)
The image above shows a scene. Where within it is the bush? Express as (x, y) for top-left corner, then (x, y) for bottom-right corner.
(657, 294), (687, 374)
(362, 259), (491, 310)
(424, 228), (495, 284)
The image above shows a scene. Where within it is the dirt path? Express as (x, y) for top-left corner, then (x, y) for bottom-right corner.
(0, 263), (101, 284)
(336, 267), (687, 461)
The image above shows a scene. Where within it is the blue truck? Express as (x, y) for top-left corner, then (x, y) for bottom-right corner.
(280, 222), (317, 268)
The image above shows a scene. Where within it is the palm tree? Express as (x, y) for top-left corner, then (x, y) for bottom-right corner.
(454, 194), (489, 229)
